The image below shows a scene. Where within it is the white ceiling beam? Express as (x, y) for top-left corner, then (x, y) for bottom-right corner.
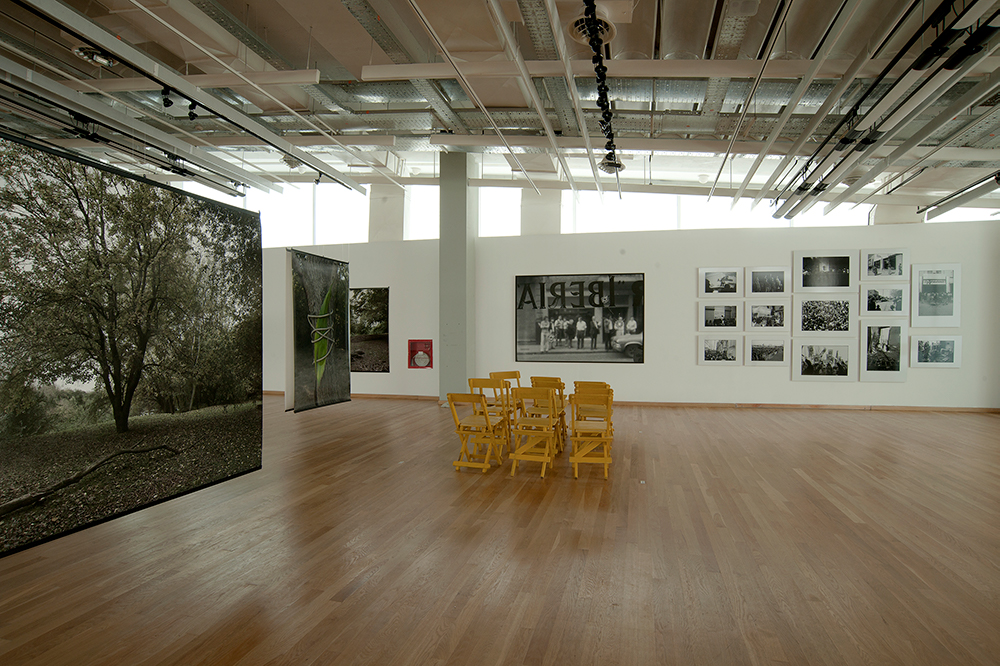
(64, 70), (322, 93)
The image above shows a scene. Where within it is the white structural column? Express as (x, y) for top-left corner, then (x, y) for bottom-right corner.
(368, 184), (406, 241)
(520, 189), (561, 235)
(439, 152), (479, 399)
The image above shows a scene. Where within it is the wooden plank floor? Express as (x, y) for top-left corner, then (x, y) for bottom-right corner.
(1, 397), (998, 665)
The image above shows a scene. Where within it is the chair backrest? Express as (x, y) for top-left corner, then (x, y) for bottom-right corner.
(512, 386), (556, 423)
(574, 380), (611, 391)
(530, 376), (566, 407)
(570, 391), (614, 431)
(490, 370), (521, 389)
(469, 377), (509, 413)
(447, 393), (492, 429)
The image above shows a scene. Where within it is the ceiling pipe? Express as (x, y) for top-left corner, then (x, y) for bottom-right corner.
(751, 0), (919, 209)
(730, 0), (865, 206)
(405, 0), (541, 195)
(923, 172), (1000, 219)
(771, 0), (978, 217)
(484, 0), (577, 192)
(121, 0), (404, 191)
(706, 0), (795, 200)
(17, 0), (367, 194)
(822, 65), (1000, 212)
(541, 0), (604, 196)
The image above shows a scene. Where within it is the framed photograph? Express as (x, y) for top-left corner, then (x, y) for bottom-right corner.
(794, 294), (857, 336)
(747, 301), (789, 331)
(515, 273), (644, 363)
(699, 267), (742, 297)
(794, 250), (855, 292)
(350, 287), (389, 372)
(746, 266), (790, 296)
(910, 336), (962, 368)
(911, 264), (961, 327)
(793, 339), (858, 381)
(860, 319), (908, 382)
(862, 248), (909, 280)
(698, 301), (741, 331)
(861, 284), (908, 316)
(745, 336), (790, 366)
(698, 335), (742, 365)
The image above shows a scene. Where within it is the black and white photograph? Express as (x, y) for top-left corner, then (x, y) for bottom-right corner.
(746, 266), (790, 295)
(911, 335), (962, 368)
(698, 267), (742, 297)
(745, 336), (789, 366)
(698, 336), (742, 365)
(350, 287), (389, 373)
(863, 285), (908, 316)
(748, 302), (789, 331)
(794, 340), (857, 381)
(860, 320), (907, 382)
(794, 294), (857, 336)
(794, 250), (855, 292)
(515, 274), (644, 363)
(911, 263), (962, 327)
(0, 139), (263, 556)
(698, 302), (741, 331)
(863, 248), (908, 280)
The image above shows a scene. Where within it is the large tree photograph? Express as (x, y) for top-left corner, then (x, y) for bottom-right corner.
(0, 140), (262, 556)
(350, 287), (389, 373)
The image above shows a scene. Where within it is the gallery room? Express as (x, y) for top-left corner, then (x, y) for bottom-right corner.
(1, 0), (998, 664)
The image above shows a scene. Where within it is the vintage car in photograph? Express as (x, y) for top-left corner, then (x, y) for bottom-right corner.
(612, 332), (643, 362)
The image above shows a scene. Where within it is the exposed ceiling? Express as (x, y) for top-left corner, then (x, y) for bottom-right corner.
(2, 0), (1000, 219)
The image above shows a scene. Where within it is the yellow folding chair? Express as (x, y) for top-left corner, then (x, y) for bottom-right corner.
(509, 386), (558, 478)
(568, 390), (614, 479)
(448, 393), (505, 473)
(529, 376), (567, 451)
(573, 382), (614, 425)
(468, 377), (512, 457)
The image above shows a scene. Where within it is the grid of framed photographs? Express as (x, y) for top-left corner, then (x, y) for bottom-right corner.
(696, 249), (964, 381)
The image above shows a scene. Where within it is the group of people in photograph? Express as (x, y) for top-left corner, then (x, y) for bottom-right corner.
(750, 271), (784, 294)
(750, 305), (784, 328)
(801, 300), (849, 332)
(801, 346), (848, 376)
(536, 310), (638, 353)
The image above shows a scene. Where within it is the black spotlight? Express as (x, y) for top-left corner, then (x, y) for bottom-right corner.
(188, 101), (198, 121)
(161, 88), (173, 108)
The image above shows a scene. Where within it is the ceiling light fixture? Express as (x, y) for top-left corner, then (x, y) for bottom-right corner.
(582, 0), (622, 176)
(73, 46), (116, 69)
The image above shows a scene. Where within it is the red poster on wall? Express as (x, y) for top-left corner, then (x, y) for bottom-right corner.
(408, 339), (433, 368)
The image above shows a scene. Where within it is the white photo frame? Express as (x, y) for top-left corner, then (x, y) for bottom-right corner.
(746, 301), (790, 331)
(698, 301), (742, 331)
(861, 283), (908, 317)
(911, 263), (961, 327)
(794, 250), (856, 293)
(698, 335), (742, 365)
(745, 266), (790, 296)
(794, 294), (858, 336)
(910, 335), (962, 368)
(698, 267), (742, 297)
(860, 319), (908, 382)
(793, 339), (858, 381)
(861, 248), (909, 281)
(745, 336), (790, 366)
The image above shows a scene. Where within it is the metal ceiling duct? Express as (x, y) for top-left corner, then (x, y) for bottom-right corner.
(659, 0), (716, 59)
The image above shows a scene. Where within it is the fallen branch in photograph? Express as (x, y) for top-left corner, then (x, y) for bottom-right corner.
(0, 441), (179, 519)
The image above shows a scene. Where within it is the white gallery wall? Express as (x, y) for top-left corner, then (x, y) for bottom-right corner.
(262, 220), (1000, 408)
(262, 240), (439, 396)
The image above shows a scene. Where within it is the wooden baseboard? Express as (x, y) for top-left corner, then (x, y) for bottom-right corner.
(262, 390), (284, 396)
(350, 393), (439, 401)
(614, 401), (1000, 413)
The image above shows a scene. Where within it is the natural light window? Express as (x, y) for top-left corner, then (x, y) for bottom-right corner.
(404, 185), (440, 240)
(926, 206), (998, 223)
(247, 184), (314, 248)
(479, 187), (521, 237)
(561, 190), (679, 233)
(315, 184), (369, 244)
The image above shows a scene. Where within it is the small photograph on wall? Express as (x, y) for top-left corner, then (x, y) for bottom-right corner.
(745, 336), (789, 366)
(290, 251), (351, 411)
(350, 288), (389, 372)
(515, 274), (644, 363)
(698, 335), (742, 365)
(862, 284), (908, 316)
(794, 340), (858, 381)
(698, 267), (742, 297)
(794, 294), (857, 336)
(862, 248), (908, 280)
(747, 302), (789, 331)
(911, 264), (961, 327)
(794, 250), (855, 292)
(746, 266), (790, 296)
(860, 320), (908, 382)
(911, 335), (962, 368)
(698, 302), (741, 331)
